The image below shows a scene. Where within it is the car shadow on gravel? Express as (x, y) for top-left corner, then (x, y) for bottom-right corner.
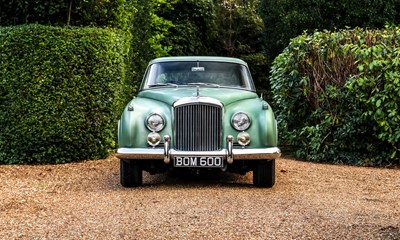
(105, 170), (256, 190)
(99, 165), (257, 190)
(142, 170), (255, 189)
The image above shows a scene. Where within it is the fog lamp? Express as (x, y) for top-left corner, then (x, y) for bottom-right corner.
(147, 132), (161, 147)
(237, 132), (251, 146)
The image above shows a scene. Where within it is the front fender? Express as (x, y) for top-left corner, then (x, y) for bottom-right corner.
(118, 98), (172, 148)
(223, 98), (278, 148)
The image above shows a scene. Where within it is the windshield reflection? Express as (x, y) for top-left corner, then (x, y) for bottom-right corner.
(142, 61), (255, 91)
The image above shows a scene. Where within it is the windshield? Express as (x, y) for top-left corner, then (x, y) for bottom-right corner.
(141, 61), (256, 91)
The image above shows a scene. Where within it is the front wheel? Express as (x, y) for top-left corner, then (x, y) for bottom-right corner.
(253, 159), (275, 188)
(120, 160), (143, 187)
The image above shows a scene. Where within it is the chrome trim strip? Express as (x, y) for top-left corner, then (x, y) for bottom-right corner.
(232, 147), (281, 160)
(116, 148), (164, 159)
(116, 147), (281, 161)
(173, 96), (223, 108)
(169, 149), (228, 157)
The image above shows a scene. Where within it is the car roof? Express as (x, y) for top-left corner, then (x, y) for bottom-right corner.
(148, 56), (248, 66)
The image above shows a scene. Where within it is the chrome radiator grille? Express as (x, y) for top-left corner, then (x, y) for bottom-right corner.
(174, 103), (222, 151)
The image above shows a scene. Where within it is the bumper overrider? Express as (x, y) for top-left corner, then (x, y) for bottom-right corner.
(116, 135), (281, 164)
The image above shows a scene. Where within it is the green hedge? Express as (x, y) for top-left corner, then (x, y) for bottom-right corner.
(0, 24), (131, 164)
(0, 0), (131, 28)
(270, 27), (400, 166)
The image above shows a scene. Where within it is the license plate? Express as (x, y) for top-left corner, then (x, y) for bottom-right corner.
(174, 156), (224, 168)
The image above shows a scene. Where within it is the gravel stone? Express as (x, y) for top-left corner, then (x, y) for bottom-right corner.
(0, 156), (399, 239)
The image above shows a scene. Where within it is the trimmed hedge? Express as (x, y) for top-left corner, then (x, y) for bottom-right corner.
(270, 27), (400, 166)
(0, 0), (131, 29)
(0, 24), (131, 164)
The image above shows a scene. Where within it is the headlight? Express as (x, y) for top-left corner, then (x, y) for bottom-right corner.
(146, 113), (165, 132)
(231, 112), (251, 131)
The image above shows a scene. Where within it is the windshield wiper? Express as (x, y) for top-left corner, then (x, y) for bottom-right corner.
(187, 83), (220, 88)
(148, 83), (179, 88)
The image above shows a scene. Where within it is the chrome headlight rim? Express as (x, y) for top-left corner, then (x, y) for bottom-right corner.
(145, 113), (165, 132)
(231, 112), (251, 131)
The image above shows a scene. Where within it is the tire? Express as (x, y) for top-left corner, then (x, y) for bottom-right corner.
(120, 159), (143, 187)
(253, 159), (275, 188)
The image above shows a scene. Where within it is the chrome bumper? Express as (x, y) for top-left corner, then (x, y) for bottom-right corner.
(116, 135), (281, 164)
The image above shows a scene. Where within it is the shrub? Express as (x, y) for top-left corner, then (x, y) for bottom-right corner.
(0, 24), (131, 164)
(260, 0), (400, 72)
(270, 27), (400, 166)
(0, 0), (130, 28)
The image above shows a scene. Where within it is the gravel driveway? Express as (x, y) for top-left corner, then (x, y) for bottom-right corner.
(1, 156), (399, 239)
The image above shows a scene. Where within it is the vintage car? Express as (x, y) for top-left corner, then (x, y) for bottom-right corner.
(116, 56), (281, 187)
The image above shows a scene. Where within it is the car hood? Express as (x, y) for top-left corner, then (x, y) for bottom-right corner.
(138, 87), (258, 106)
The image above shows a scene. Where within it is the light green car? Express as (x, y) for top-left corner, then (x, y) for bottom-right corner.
(116, 57), (281, 187)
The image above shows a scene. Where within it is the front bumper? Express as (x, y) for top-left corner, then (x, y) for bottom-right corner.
(116, 135), (281, 164)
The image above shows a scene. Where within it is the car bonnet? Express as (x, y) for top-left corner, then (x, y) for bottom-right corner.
(137, 87), (258, 106)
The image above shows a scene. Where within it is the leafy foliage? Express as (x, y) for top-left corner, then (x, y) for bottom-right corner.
(215, 0), (264, 56)
(270, 27), (400, 165)
(260, 0), (400, 68)
(0, 0), (130, 28)
(159, 0), (268, 89)
(127, 0), (175, 84)
(214, 0), (268, 89)
(159, 0), (218, 56)
(0, 25), (131, 164)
